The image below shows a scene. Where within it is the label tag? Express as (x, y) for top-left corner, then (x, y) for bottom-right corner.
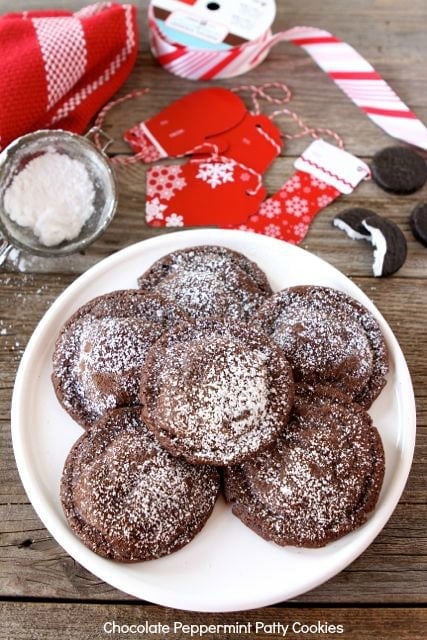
(166, 11), (227, 44)
(152, 0), (276, 45)
(295, 139), (370, 194)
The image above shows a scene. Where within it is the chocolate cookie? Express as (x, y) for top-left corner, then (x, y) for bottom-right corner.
(224, 392), (385, 548)
(362, 215), (407, 276)
(371, 146), (427, 194)
(137, 245), (272, 320)
(410, 202), (427, 246)
(61, 407), (220, 561)
(333, 207), (380, 240)
(140, 318), (294, 466)
(252, 286), (388, 408)
(52, 290), (188, 428)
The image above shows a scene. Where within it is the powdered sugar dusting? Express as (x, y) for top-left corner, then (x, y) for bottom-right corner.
(226, 396), (385, 547)
(52, 291), (187, 427)
(272, 306), (373, 387)
(141, 320), (294, 465)
(253, 286), (388, 407)
(62, 408), (219, 561)
(73, 316), (163, 416)
(138, 246), (272, 320)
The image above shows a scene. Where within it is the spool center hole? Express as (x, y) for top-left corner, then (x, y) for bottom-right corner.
(207, 2), (221, 10)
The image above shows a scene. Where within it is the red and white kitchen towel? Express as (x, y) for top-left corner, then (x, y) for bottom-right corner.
(0, 3), (138, 151)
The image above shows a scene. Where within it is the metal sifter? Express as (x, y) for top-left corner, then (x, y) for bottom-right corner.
(0, 128), (117, 267)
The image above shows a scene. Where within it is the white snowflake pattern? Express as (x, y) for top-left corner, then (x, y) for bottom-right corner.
(147, 165), (186, 201)
(165, 213), (184, 227)
(145, 197), (167, 223)
(285, 196), (310, 217)
(263, 223), (282, 238)
(282, 174), (302, 194)
(293, 222), (309, 238)
(310, 177), (329, 190)
(196, 161), (234, 188)
(259, 199), (282, 219)
(317, 194), (334, 208)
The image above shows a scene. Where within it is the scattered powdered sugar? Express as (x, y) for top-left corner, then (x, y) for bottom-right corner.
(226, 397), (384, 546)
(253, 286), (388, 407)
(62, 408), (219, 561)
(73, 317), (159, 416)
(138, 246), (272, 320)
(272, 306), (373, 387)
(79, 317), (152, 373)
(4, 151), (95, 247)
(52, 291), (187, 427)
(141, 320), (294, 465)
(159, 341), (269, 436)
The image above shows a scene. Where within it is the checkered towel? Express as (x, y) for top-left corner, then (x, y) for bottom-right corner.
(0, 3), (138, 150)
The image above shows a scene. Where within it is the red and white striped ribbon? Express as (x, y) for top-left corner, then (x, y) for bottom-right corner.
(149, 8), (427, 151)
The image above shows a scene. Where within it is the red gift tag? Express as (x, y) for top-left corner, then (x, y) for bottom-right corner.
(229, 170), (340, 243)
(224, 141), (371, 243)
(124, 87), (247, 162)
(145, 159), (266, 228)
(206, 113), (282, 173)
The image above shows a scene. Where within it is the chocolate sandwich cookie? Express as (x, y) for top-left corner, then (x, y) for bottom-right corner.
(333, 207), (381, 240)
(224, 393), (385, 548)
(61, 407), (220, 561)
(52, 290), (188, 428)
(362, 215), (407, 276)
(333, 208), (408, 277)
(410, 202), (427, 247)
(137, 245), (272, 320)
(371, 146), (427, 194)
(140, 318), (294, 466)
(252, 286), (388, 408)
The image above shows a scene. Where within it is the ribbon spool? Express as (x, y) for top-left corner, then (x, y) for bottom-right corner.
(149, 0), (277, 80)
(148, 0), (427, 150)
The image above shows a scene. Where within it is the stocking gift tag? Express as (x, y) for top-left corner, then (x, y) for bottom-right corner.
(226, 140), (370, 243)
(124, 87), (247, 162)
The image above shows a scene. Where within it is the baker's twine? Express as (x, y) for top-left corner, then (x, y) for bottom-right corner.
(92, 82), (344, 167)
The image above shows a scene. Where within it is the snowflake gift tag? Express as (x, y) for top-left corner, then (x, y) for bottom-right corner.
(145, 159), (266, 228)
(225, 141), (370, 244)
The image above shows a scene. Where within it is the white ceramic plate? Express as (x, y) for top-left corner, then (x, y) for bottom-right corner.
(12, 229), (416, 612)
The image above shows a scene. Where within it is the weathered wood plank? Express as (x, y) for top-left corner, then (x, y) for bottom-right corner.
(0, 602), (426, 640)
(0, 502), (426, 602)
(1, 0), (426, 619)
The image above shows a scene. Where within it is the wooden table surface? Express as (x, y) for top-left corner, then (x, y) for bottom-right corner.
(1, 0), (426, 638)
